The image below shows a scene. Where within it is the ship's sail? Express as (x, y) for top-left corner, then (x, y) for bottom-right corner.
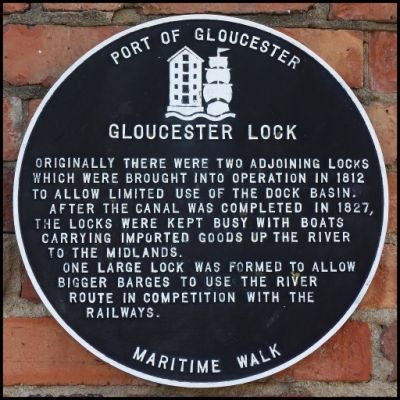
(207, 100), (230, 116)
(202, 48), (234, 117)
(203, 83), (232, 103)
(206, 68), (231, 83)
(209, 56), (228, 69)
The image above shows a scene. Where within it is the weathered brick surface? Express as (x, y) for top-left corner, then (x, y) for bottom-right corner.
(387, 171), (397, 234)
(360, 244), (397, 309)
(369, 32), (397, 93)
(20, 267), (41, 303)
(3, 164), (15, 232)
(329, 3), (397, 22)
(3, 3), (29, 14)
(278, 392), (312, 398)
(2, 3), (398, 395)
(43, 3), (123, 12)
(3, 97), (23, 161)
(2, 317), (373, 385)
(3, 25), (125, 86)
(276, 321), (371, 381)
(278, 28), (363, 88)
(135, 3), (314, 15)
(3, 317), (151, 385)
(3, 234), (22, 296)
(366, 103), (397, 165)
(381, 321), (397, 381)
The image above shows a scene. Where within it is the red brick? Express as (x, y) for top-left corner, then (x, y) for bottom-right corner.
(360, 244), (397, 309)
(279, 28), (363, 88)
(275, 321), (371, 381)
(43, 3), (123, 11)
(329, 3), (397, 22)
(3, 25), (125, 86)
(381, 321), (397, 381)
(3, 317), (150, 385)
(3, 317), (372, 385)
(387, 171), (397, 234)
(3, 97), (23, 161)
(27, 99), (42, 122)
(3, 3), (29, 14)
(136, 3), (314, 14)
(369, 32), (397, 93)
(3, 164), (15, 232)
(366, 103), (397, 165)
(20, 267), (41, 303)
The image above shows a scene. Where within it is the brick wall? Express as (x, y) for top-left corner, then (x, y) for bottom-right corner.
(3, 3), (397, 397)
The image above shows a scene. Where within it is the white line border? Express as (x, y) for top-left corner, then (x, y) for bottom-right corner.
(13, 14), (389, 389)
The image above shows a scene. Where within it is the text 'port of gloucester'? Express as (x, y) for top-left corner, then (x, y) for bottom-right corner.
(110, 28), (301, 70)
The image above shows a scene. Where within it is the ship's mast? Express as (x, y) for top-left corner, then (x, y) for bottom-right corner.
(217, 48), (230, 56)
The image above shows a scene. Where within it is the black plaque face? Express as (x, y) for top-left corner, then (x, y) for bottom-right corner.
(14, 15), (388, 387)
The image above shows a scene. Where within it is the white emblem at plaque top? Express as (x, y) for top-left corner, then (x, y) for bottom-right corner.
(166, 46), (236, 121)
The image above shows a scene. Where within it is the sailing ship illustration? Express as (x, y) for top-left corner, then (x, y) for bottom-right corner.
(203, 48), (233, 117)
(165, 47), (235, 121)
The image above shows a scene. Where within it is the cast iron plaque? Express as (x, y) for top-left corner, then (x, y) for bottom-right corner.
(14, 15), (388, 387)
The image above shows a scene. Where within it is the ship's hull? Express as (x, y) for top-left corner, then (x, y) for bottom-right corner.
(207, 100), (230, 116)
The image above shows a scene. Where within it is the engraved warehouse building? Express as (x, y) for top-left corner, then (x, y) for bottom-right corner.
(167, 46), (204, 116)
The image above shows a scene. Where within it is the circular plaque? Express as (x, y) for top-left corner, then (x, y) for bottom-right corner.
(14, 15), (388, 387)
